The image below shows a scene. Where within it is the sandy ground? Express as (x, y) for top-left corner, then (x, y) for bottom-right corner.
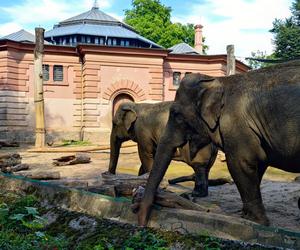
(1, 145), (300, 231)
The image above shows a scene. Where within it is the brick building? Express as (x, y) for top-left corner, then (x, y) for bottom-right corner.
(0, 4), (249, 143)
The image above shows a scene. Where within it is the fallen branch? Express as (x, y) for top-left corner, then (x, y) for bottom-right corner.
(168, 174), (233, 186)
(16, 171), (60, 180)
(53, 153), (91, 166)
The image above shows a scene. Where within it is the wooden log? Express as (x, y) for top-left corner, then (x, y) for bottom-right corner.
(0, 140), (19, 147)
(2, 164), (29, 173)
(168, 174), (233, 186)
(0, 153), (21, 160)
(53, 153), (91, 166)
(155, 190), (220, 212)
(226, 44), (236, 76)
(16, 171), (60, 180)
(131, 186), (220, 213)
(87, 185), (116, 197)
(0, 153), (21, 168)
(34, 27), (46, 148)
(102, 172), (149, 185)
(102, 173), (220, 212)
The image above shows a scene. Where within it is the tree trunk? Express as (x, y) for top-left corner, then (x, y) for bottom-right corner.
(34, 27), (46, 148)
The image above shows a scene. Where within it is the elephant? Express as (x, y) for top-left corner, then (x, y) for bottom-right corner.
(107, 101), (229, 197)
(133, 60), (300, 226)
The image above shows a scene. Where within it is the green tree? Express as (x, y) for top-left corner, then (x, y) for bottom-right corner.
(246, 50), (275, 69)
(124, 0), (207, 51)
(270, 0), (300, 59)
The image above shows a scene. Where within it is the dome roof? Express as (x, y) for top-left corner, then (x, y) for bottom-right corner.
(45, 3), (162, 48)
(54, 5), (134, 32)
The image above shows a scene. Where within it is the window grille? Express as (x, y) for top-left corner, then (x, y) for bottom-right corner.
(173, 72), (181, 86)
(42, 64), (49, 81)
(53, 65), (63, 82)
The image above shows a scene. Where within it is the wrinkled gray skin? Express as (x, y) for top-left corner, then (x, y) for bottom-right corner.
(135, 60), (300, 226)
(108, 101), (218, 197)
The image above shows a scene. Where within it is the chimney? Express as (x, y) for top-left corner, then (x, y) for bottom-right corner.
(194, 24), (203, 54)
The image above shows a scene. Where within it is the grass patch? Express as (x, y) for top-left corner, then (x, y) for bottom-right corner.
(59, 139), (92, 147)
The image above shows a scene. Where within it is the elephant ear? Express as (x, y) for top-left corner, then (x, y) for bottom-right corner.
(121, 106), (137, 131)
(197, 79), (224, 130)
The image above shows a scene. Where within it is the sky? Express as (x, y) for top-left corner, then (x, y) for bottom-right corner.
(0, 0), (294, 59)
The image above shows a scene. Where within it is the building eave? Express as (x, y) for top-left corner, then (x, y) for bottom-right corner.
(77, 44), (169, 58)
(0, 40), (77, 56)
(166, 53), (250, 72)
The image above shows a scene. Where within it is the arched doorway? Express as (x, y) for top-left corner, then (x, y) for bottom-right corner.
(112, 93), (134, 115)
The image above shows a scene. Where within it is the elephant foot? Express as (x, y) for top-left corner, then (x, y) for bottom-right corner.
(242, 200), (270, 226)
(192, 188), (208, 198)
(102, 171), (115, 176)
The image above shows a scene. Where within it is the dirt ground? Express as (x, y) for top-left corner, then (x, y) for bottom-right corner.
(2, 144), (300, 231)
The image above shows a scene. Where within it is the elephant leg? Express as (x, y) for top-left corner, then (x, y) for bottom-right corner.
(192, 165), (209, 197)
(226, 152), (269, 225)
(138, 165), (147, 175)
(137, 143), (154, 176)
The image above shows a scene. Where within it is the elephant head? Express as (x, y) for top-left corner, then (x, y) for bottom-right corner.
(108, 102), (137, 174)
(135, 74), (224, 226)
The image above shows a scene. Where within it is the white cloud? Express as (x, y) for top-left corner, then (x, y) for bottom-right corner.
(172, 0), (293, 58)
(0, 22), (23, 37)
(0, 0), (113, 36)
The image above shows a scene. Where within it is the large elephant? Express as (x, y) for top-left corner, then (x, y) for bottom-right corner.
(108, 101), (220, 197)
(134, 60), (300, 226)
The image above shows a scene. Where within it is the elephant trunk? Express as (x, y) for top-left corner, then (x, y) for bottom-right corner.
(143, 139), (176, 202)
(108, 131), (122, 174)
(138, 124), (185, 226)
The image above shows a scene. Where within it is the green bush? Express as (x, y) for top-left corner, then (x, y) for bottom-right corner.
(124, 229), (168, 250)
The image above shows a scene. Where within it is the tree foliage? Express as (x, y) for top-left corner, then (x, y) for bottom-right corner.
(270, 0), (300, 59)
(246, 50), (275, 69)
(124, 0), (207, 51)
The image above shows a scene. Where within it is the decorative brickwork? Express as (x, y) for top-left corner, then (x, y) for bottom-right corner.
(103, 79), (146, 102)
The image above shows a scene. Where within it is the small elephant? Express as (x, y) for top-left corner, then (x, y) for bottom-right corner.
(108, 101), (223, 197)
(135, 60), (300, 226)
